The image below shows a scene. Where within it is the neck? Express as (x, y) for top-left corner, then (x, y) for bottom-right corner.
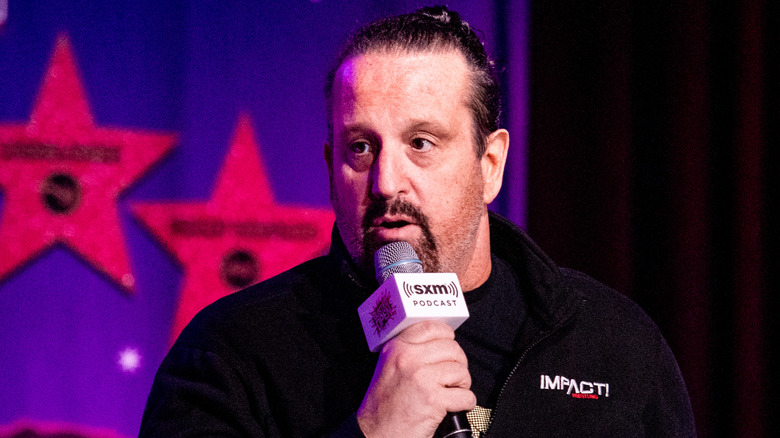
(458, 211), (493, 292)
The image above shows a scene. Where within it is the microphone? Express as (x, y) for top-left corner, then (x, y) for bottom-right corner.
(357, 241), (472, 438)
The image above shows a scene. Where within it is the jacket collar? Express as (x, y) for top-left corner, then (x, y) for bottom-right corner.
(325, 211), (582, 330)
(325, 225), (376, 306)
(487, 211), (581, 331)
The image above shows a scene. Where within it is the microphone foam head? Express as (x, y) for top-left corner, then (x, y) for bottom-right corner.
(374, 241), (423, 284)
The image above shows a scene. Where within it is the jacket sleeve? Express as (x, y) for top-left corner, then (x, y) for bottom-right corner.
(139, 344), (367, 438)
(139, 344), (273, 437)
(640, 333), (698, 437)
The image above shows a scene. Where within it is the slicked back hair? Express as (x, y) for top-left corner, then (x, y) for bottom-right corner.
(325, 5), (501, 157)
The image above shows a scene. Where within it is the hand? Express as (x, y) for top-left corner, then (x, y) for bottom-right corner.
(356, 320), (476, 438)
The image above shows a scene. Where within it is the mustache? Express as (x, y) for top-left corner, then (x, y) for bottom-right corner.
(361, 198), (429, 230)
(360, 198), (439, 273)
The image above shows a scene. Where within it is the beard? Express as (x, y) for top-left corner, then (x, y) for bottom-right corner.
(330, 160), (486, 283)
(360, 198), (439, 273)
(331, 191), (440, 277)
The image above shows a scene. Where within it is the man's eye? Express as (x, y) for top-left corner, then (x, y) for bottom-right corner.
(349, 141), (372, 155)
(411, 138), (433, 151)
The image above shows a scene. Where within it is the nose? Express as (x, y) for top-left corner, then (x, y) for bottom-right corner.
(370, 144), (408, 200)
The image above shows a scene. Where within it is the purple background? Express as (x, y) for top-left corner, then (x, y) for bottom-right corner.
(0, 1), (528, 436)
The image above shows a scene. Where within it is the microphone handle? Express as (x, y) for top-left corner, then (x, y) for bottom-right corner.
(435, 411), (472, 438)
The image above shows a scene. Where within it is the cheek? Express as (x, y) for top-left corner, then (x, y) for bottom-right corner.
(427, 165), (483, 219)
(430, 168), (475, 203)
(337, 166), (364, 194)
(332, 167), (369, 214)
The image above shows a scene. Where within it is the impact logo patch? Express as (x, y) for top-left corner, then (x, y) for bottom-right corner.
(540, 374), (611, 399)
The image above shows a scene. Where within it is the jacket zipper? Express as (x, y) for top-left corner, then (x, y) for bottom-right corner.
(483, 298), (587, 436)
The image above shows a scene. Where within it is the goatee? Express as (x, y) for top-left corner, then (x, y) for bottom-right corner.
(361, 198), (439, 274)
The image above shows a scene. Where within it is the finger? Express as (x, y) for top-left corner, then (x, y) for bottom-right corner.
(415, 339), (469, 366)
(382, 338), (468, 370)
(438, 387), (477, 414)
(395, 355), (471, 393)
(436, 361), (472, 389)
(395, 320), (455, 344)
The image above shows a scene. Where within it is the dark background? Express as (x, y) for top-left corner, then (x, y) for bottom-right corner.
(527, 1), (776, 436)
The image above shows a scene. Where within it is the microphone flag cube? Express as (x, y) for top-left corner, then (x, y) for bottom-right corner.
(357, 272), (469, 352)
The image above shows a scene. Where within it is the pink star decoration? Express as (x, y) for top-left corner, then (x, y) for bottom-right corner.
(132, 114), (334, 341)
(0, 35), (176, 291)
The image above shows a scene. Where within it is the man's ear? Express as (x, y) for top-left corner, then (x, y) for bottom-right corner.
(481, 129), (509, 204)
(324, 142), (333, 181)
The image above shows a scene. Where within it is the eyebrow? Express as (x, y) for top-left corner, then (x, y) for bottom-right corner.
(406, 119), (453, 140)
(336, 123), (376, 138)
(333, 124), (380, 147)
(335, 118), (454, 142)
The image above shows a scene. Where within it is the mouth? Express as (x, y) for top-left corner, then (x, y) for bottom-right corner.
(372, 216), (416, 229)
(366, 216), (421, 242)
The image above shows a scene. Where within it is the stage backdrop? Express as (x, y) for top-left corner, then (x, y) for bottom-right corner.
(0, 2), (529, 436)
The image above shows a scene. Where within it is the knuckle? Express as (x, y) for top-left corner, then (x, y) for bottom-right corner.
(394, 351), (414, 373)
(417, 320), (439, 337)
(460, 370), (472, 388)
(421, 320), (453, 338)
(410, 363), (433, 386)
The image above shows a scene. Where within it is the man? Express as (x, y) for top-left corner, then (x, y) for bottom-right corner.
(140, 6), (696, 437)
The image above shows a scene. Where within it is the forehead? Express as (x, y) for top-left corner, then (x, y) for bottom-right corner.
(331, 49), (472, 122)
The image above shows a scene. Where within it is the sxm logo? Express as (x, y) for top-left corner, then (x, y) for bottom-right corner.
(402, 281), (460, 308)
(402, 281), (459, 298)
(540, 374), (611, 399)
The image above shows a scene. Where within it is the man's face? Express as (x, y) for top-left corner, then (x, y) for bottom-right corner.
(326, 49), (489, 279)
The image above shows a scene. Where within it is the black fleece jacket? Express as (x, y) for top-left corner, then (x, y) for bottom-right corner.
(140, 212), (696, 437)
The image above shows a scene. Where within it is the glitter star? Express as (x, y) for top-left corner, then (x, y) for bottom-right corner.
(117, 347), (142, 373)
(132, 114), (334, 341)
(0, 35), (176, 291)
